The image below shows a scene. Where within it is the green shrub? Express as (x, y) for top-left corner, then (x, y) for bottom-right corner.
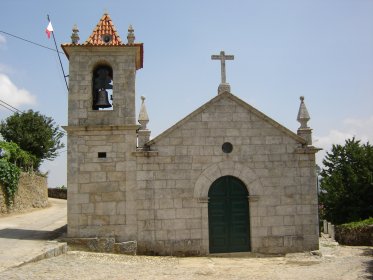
(0, 110), (65, 170)
(340, 217), (373, 229)
(0, 159), (20, 207)
(0, 141), (37, 171)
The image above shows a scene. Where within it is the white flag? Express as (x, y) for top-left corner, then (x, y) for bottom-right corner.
(45, 21), (53, 39)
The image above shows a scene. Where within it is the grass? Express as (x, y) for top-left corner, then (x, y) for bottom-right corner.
(340, 217), (373, 229)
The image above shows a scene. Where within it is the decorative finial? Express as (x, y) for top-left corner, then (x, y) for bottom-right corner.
(138, 96), (151, 149)
(138, 96), (149, 129)
(71, 24), (80, 44)
(297, 96), (312, 145)
(104, 9), (108, 15)
(127, 25), (135, 44)
(297, 96), (310, 128)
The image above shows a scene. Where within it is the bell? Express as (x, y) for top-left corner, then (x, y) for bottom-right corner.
(94, 89), (112, 108)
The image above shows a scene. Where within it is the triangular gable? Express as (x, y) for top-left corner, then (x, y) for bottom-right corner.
(147, 92), (307, 145)
(84, 13), (123, 46)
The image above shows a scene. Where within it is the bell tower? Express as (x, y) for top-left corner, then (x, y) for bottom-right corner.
(62, 13), (143, 126)
(62, 13), (143, 240)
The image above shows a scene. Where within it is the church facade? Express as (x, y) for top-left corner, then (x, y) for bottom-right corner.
(62, 13), (320, 255)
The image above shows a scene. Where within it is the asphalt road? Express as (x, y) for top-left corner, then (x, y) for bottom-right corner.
(0, 198), (67, 272)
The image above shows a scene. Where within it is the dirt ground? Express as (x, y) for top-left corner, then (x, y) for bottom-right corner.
(1, 235), (372, 280)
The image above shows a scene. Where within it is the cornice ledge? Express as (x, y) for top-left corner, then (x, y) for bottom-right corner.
(62, 124), (139, 132)
(295, 146), (322, 154)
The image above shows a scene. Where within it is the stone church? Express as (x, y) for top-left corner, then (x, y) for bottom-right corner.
(62, 13), (320, 255)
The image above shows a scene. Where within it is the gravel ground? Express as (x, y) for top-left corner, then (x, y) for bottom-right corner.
(1, 236), (372, 280)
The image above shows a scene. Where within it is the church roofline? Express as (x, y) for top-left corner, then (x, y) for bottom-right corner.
(147, 91), (307, 146)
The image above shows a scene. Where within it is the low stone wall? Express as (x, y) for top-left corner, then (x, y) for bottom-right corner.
(65, 237), (137, 255)
(48, 188), (67, 199)
(0, 172), (48, 214)
(335, 225), (373, 246)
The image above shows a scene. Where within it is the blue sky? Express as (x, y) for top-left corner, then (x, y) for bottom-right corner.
(1, 0), (372, 187)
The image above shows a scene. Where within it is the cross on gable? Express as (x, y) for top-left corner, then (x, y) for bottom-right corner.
(211, 51), (234, 94)
(211, 51), (234, 84)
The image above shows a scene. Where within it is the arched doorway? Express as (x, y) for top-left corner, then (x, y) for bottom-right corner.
(208, 176), (250, 253)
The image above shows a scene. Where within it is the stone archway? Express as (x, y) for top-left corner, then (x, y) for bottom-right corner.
(193, 161), (261, 254)
(194, 161), (261, 200)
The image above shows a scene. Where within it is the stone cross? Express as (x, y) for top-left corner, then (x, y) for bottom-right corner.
(211, 51), (234, 94)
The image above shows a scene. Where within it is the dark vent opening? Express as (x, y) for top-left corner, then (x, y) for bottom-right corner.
(98, 152), (107, 158)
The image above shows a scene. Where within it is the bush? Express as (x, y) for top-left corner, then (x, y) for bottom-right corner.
(0, 110), (65, 169)
(0, 141), (37, 171)
(0, 159), (20, 207)
(340, 217), (373, 229)
(335, 217), (373, 246)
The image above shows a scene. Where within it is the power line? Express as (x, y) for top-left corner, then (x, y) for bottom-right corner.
(0, 30), (65, 54)
(0, 99), (22, 113)
(1, 21), (69, 93)
(0, 102), (17, 113)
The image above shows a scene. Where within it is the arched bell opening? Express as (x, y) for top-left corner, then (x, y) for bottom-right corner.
(208, 176), (251, 253)
(92, 64), (114, 110)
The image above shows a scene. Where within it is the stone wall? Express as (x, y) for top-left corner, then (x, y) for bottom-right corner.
(335, 225), (373, 246)
(48, 188), (67, 199)
(66, 128), (138, 240)
(135, 93), (319, 255)
(65, 47), (138, 126)
(65, 43), (140, 241)
(0, 173), (48, 214)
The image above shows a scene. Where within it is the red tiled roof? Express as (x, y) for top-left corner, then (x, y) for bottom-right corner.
(84, 13), (123, 45)
(61, 13), (144, 69)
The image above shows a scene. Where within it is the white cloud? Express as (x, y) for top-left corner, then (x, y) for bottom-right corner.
(314, 116), (373, 166)
(343, 116), (373, 132)
(0, 73), (36, 109)
(0, 34), (6, 46)
(0, 64), (13, 74)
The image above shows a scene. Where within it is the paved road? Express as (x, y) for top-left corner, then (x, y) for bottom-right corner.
(0, 237), (371, 280)
(0, 198), (67, 272)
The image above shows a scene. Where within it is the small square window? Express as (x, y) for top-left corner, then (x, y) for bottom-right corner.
(98, 152), (107, 158)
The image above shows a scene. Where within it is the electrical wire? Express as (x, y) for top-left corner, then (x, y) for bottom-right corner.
(0, 99), (22, 113)
(0, 100), (65, 135)
(0, 102), (17, 113)
(0, 30), (65, 54)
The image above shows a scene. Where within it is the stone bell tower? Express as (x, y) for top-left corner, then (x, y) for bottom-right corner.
(62, 13), (143, 240)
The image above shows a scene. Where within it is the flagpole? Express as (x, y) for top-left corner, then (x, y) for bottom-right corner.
(47, 14), (69, 91)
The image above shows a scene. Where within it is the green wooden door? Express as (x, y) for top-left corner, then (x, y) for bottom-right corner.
(208, 176), (250, 253)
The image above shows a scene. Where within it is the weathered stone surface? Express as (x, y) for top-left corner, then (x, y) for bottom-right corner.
(1, 173), (48, 214)
(114, 241), (137, 255)
(65, 13), (319, 257)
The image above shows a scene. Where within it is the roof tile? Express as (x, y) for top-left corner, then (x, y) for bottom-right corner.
(84, 13), (123, 45)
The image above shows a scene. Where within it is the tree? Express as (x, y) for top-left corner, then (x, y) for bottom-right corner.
(0, 110), (64, 169)
(0, 141), (37, 171)
(319, 138), (373, 225)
